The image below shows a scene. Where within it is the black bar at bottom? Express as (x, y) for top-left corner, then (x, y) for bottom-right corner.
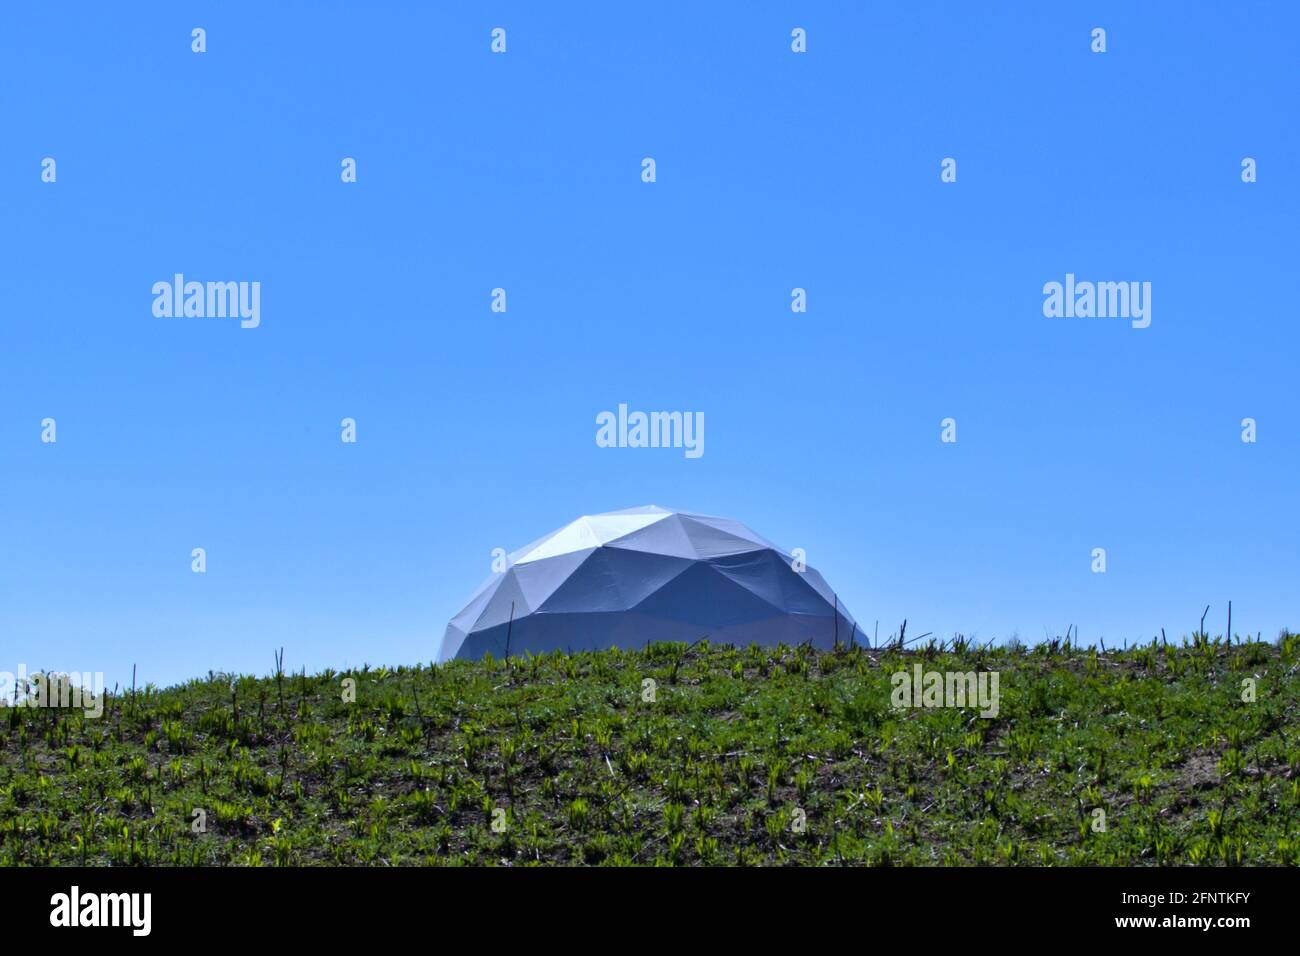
(1, 866), (1291, 941)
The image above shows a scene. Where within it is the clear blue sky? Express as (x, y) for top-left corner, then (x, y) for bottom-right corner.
(2, 3), (1296, 689)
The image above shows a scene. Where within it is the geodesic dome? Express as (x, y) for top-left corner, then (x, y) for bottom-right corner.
(439, 506), (861, 661)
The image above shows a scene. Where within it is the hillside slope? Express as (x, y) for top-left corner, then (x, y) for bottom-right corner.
(2, 635), (1298, 865)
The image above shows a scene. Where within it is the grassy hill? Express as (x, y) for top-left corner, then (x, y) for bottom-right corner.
(2, 632), (1298, 866)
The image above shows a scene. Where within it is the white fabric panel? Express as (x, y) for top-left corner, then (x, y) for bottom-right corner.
(513, 521), (602, 563)
(585, 510), (672, 545)
(467, 569), (532, 631)
(604, 513), (699, 559)
(682, 513), (782, 552)
(677, 515), (768, 557)
(509, 547), (596, 610)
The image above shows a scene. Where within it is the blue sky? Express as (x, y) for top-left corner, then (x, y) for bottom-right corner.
(2, 2), (1296, 689)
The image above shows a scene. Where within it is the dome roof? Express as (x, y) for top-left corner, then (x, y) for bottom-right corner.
(439, 506), (861, 661)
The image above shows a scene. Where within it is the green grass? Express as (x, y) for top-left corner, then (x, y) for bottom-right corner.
(3, 631), (1299, 866)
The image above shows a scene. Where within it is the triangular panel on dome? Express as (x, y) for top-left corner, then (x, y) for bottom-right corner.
(631, 560), (785, 627)
(513, 520), (600, 564)
(508, 522), (572, 565)
(447, 573), (503, 633)
(600, 545), (696, 607)
(510, 546), (597, 611)
(533, 548), (625, 613)
(604, 512), (699, 559)
(536, 546), (696, 613)
(707, 548), (807, 614)
(677, 515), (770, 558)
(467, 568), (533, 632)
(583, 509), (673, 546)
(683, 512), (783, 552)
(793, 565), (840, 607)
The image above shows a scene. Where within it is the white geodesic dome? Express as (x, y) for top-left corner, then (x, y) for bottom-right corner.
(439, 506), (861, 661)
